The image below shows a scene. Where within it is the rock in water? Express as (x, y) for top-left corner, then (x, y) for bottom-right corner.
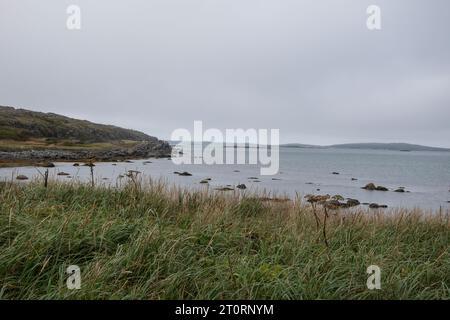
(346, 199), (361, 207)
(215, 187), (234, 191)
(236, 184), (247, 189)
(362, 183), (388, 191)
(40, 162), (55, 168)
(16, 175), (29, 180)
(369, 203), (388, 209)
(362, 183), (377, 190)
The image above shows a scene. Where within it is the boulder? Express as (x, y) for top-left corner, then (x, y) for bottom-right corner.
(362, 183), (388, 191)
(16, 175), (29, 180)
(362, 183), (377, 190)
(215, 187), (234, 191)
(73, 163), (80, 167)
(346, 199), (361, 207)
(394, 188), (405, 193)
(40, 162), (55, 168)
(236, 184), (247, 189)
(369, 203), (388, 209)
(83, 162), (95, 167)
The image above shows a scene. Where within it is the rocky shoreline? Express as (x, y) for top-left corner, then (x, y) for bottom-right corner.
(0, 140), (172, 164)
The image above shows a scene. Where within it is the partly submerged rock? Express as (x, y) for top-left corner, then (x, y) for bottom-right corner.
(199, 179), (209, 184)
(394, 188), (406, 193)
(362, 183), (377, 190)
(16, 175), (29, 180)
(362, 183), (388, 191)
(369, 203), (388, 209)
(215, 187), (234, 191)
(236, 184), (247, 189)
(73, 163), (80, 167)
(40, 162), (55, 168)
(346, 198), (361, 207)
(83, 162), (95, 167)
(57, 172), (70, 176)
(173, 171), (192, 176)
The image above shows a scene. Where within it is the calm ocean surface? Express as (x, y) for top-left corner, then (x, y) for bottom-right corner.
(1, 147), (450, 211)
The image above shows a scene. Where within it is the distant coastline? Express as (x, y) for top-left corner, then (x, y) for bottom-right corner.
(170, 140), (450, 152)
(280, 142), (450, 152)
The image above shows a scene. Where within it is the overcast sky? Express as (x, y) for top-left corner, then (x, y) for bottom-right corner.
(1, 0), (449, 147)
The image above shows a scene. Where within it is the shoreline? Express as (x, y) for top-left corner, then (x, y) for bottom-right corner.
(2, 172), (449, 213)
(0, 140), (172, 168)
(1, 156), (449, 211)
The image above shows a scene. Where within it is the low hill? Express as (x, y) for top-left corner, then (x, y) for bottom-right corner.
(328, 143), (450, 152)
(0, 106), (171, 164)
(0, 106), (154, 143)
(280, 142), (450, 152)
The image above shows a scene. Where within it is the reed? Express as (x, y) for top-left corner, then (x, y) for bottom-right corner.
(0, 179), (448, 299)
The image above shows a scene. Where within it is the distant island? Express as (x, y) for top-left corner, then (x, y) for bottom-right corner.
(0, 106), (171, 166)
(281, 142), (450, 152)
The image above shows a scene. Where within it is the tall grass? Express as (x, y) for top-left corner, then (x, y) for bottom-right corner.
(0, 179), (449, 299)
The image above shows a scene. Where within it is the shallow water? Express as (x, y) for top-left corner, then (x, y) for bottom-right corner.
(1, 147), (450, 211)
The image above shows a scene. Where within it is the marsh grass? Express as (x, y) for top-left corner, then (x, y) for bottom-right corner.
(0, 179), (449, 299)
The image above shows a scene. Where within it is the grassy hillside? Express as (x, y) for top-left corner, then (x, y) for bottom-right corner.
(0, 179), (448, 299)
(0, 106), (155, 143)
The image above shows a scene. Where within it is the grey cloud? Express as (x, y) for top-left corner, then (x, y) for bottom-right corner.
(0, 0), (449, 147)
